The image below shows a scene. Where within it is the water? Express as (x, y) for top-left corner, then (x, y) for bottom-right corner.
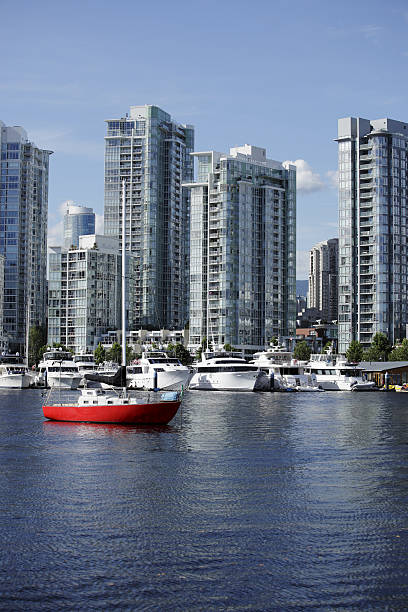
(1, 389), (408, 610)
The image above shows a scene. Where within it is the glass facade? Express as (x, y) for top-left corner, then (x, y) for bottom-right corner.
(104, 105), (194, 330)
(337, 117), (408, 352)
(308, 239), (338, 322)
(186, 146), (296, 352)
(0, 121), (51, 353)
(63, 204), (95, 248)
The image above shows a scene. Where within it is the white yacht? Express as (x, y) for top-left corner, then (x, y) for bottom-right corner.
(303, 354), (376, 391)
(250, 347), (322, 391)
(189, 352), (263, 391)
(126, 351), (192, 390)
(36, 349), (82, 389)
(73, 353), (97, 386)
(0, 354), (32, 389)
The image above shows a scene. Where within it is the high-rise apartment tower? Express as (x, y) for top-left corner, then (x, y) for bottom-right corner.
(63, 203), (95, 249)
(337, 117), (408, 352)
(104, 105), (194, 330)
(184, 145), (296, 352)
(308, 238), (338, 323)
(0, 121), (52, 353)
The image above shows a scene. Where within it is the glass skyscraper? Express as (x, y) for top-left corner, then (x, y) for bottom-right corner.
(63, 203), (95, 249)
(308, 238), (338, 323)
(0, 121), (52, 353)
(104, 105), (194, 330)
(184, 145), (296, 352)
(337, 117), (408, 352)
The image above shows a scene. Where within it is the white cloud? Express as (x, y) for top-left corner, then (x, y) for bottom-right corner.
(48, 220), (63, 248)
(326, 169), (339, 188)
(283, 159), (325, 193)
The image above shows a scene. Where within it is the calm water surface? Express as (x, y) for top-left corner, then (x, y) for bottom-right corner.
(1, 389), (408, 610)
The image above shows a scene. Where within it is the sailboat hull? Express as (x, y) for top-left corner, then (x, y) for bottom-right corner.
(43, 400), (181, 425)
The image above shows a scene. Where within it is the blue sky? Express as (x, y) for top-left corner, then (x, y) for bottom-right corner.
(2, 0), (408, 277)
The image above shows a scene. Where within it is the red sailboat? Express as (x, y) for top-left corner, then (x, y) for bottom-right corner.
(42, 182), (183, 425)
(42, 367), (182, 425)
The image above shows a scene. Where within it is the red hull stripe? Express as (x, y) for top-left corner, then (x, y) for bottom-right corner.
(43, 401), (180, 425)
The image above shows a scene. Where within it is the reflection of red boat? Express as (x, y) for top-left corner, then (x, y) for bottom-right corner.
(43, 386), (181, 425)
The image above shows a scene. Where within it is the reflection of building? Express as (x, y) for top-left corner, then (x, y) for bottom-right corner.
(48, 235), (137, 353)
(184, 144), (296, 352)
(63, 203), (95, 248)
(337, 116), (408, 352)
(104, 105), (194, 330)
(0, 121), (52, 353)
(308, 238), (338, 322)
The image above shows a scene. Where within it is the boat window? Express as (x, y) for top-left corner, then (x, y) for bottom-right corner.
(281, 367), (300, 375)
(197, 366), (257, 373)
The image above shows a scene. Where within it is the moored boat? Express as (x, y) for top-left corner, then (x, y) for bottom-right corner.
(73, 353), (97, 386)
(189, 352), (264, 391)
(43, 372), (181, 425)
(303, 354), (376, 391)
(127, 351), (191, 390)
(0, 353), (32, 389)
(250, 348), (322, 391)
(36, 349), (82, 389)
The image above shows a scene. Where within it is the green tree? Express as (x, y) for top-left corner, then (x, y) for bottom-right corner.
(269, 336), (278, 346)
(166, 342), (176, 356)
(223, 343), (236, 352)
(107, 342), (122, 364)
(126, 343), (134, 365)
(322, 341), (332, 354)
(196, 336), (210, 361)
(363, 332), (391, 361)
(174, 343), (192, 365)
(293, 341), (311, 361)
(28, 325), (47, 367)
(94, 343), (106, 365)
(388, 338), (408, 361)
(345, 340), (364, 363)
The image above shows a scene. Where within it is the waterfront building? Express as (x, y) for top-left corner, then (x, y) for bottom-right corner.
(63, 203), (95, 249)
(104, 105), (194, 330)
(0, 121), (52, 354)
(48, 235), (137, 354)
(100, 328), (188, 355)
(308, 238), (338, 323)
(337, 117), (408, 352)
(184, 144), (296, 353)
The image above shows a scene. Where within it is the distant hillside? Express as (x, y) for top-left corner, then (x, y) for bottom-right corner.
(296, 280), (308, 297)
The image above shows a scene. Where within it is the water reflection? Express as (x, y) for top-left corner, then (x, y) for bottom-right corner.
(2, 390), (408, 608)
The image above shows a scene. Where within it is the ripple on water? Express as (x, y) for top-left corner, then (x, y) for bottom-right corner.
(1, 390), (408, 609)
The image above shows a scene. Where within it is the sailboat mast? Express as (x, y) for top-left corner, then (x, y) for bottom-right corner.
(121, 180), (126, 367)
